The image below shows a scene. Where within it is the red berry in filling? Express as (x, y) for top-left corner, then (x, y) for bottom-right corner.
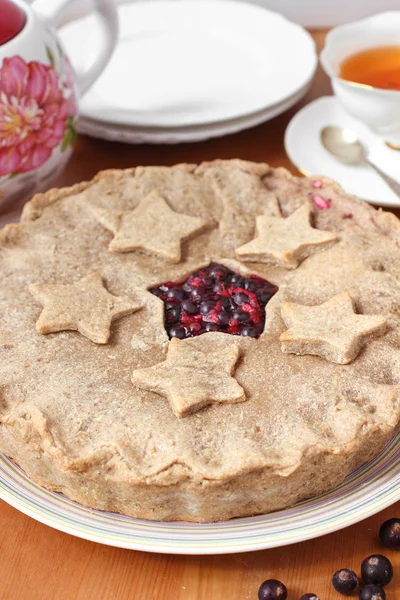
(149, 263), (278, 340)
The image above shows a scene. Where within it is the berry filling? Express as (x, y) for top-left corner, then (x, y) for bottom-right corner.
(150, 262), (278, 340)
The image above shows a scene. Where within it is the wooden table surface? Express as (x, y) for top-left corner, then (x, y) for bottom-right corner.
(1, 30), (400, 600)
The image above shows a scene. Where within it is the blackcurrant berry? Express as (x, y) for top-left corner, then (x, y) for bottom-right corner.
(332, 568), (359, 595)
(181, 300), (197, 314)
(168, 325), (186, 339)
(359, 584), (386, 600)
(258, 579), (288, 600)
(379, 518), (400, 550)
(361, 555), (393, 587)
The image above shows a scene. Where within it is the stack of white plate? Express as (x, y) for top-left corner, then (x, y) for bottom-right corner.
(59, 0), (318, 144)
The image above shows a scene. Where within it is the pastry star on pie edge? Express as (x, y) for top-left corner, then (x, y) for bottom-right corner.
(131, 335), (246, 418)
(279, 291), (388, 364)
(29, 272), (142, 344)
(88, 189), (211, 263)
(235, 204), (338, 269)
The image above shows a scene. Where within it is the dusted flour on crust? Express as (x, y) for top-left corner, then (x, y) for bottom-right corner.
(0, 160), (400, 522)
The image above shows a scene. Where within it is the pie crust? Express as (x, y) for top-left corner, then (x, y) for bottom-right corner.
(0, 160), (399, 522)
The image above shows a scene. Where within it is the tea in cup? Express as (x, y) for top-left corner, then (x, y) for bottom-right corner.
(321, 12), (400, 146)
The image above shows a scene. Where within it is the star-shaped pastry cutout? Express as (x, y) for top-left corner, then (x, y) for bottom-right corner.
(235, 204), (337, 269)
(89, 190), (210, 263)
(279, 291), (387, 364)
(29, 272), (142, 344)
(131, 337), (245, 417)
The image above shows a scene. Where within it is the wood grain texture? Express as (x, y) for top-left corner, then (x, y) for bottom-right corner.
(0, 30), (399, 600)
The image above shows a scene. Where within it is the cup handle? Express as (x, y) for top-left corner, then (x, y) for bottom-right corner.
(32, 0), (119, 95)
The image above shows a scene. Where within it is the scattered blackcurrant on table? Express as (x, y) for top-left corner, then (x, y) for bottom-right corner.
(258, 519), (399, 600)
(379, 518), (400, 550)
(361, 554), (393, 587)
(359, 584), (386, 600)
(332, 568), (359, 595)
(258, 579), (288, 600)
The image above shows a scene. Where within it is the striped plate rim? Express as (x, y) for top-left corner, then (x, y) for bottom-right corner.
(0, 435), (399, 554)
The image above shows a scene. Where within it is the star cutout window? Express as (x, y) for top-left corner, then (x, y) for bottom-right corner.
(149, 262), (278, 339)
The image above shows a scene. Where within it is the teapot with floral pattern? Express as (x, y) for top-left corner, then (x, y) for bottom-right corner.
(0, 0), (118, 208)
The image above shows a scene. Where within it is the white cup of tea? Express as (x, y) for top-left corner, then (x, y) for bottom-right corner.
(320, 12), (400, 147)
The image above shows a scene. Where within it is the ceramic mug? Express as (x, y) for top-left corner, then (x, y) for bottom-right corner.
(320, 12), (400, 147)
(0, 0), (118, 209)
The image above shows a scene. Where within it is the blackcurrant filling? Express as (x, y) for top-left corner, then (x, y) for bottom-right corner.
(150, 262), (278, 340)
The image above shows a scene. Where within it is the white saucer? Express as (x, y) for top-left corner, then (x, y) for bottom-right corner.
(59, 0), (317, 128)
(285, 96), (400, 208)
(77, 82), (311, 144)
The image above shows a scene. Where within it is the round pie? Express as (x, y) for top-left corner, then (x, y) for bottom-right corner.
(1, 159), (400, 522)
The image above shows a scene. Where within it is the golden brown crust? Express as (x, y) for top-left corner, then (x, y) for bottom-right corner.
(21, 180), (93, 222)
(21, 168), (138, 222)
(0, 159), (400, 522)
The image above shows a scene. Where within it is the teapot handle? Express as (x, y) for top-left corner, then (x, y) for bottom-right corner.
(32, 0), (118, 95)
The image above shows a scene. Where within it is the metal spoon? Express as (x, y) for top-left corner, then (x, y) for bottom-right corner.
(320, 126), (400, 198)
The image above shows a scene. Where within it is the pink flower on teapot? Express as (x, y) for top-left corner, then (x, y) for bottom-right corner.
(0, 0), (118, 204)
(0, 54), (76, 176)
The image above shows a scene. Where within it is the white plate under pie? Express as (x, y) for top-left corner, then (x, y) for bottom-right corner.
(285, 96), (400, 208)
(59, 0), (317, 128)
(76, 82), (311, 144)
(1, 435), (400, 554)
